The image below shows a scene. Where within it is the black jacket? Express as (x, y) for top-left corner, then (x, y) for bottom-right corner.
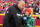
(3, 4), (22, 27)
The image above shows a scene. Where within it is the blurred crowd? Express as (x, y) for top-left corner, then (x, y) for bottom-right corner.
(0, 0), (40, 14)
(25, 0), (40, 15)
(0, 0), (18, 14)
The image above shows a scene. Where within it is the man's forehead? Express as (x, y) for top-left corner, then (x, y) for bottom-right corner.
(19, 1), (25, 4)
(19, 1), (25, 3)
(21, 2), (25, 6)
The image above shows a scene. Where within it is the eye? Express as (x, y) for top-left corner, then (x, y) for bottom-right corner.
(22, 5), (24, 6)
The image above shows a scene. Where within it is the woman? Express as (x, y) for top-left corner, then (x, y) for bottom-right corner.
(22, 8), (35, 27)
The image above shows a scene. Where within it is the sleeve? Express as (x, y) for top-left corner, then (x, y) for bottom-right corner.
(32, 19), (35, 27)
(27, 18), (35, 27)
(3, 8), (12, 27)
(27, 24), (33, 27)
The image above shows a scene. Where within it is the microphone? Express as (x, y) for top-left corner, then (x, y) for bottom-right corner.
(22, 15), (27, 27)
(23, 17), (27, 20)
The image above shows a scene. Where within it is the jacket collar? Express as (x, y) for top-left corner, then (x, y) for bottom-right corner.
(13, 4), (21, 12)
(28, 14), (32, 19)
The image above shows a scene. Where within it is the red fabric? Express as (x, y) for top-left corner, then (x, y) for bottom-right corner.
(0, 7), (3, 10)
(22, 8), (31, 14)
(38, 2), (40, 4)
(0, 15), (4, 24)
(39, 19), (40, 25)
(35, 19), (39, 25)
(0, 7), (1, 10)
(22, 9), (24, 13)
(0, 1), (1, 3)
(35, 19), (40, 25)
(25, 8), (31, 14)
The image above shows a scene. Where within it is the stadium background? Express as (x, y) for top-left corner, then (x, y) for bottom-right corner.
(0, 0), (40, 27)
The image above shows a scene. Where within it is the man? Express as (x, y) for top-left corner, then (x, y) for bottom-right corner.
(22, 8), (35, 27)
(3, 1), (25, 27)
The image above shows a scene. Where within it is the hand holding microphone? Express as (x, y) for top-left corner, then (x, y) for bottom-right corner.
(22, 15), (27, 27)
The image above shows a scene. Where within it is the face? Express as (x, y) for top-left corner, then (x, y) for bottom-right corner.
(18, 2), (25, 10)
(25, 11), (29, 17)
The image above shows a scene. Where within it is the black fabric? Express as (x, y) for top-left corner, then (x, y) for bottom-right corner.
(22, 15), (27, 27)
(3, 4), (22, 27)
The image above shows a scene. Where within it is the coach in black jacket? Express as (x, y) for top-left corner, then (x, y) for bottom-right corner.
(3, 1), (25, 27)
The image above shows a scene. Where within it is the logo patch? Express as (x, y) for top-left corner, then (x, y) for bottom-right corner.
(7, 11), (9, 13)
